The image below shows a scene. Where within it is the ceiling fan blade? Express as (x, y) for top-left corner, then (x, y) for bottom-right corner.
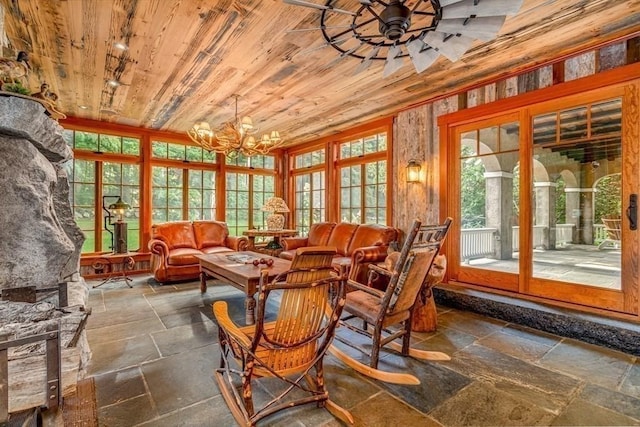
(383, 45), (404, 77)
(441, 0), (524, 19)
(406, 39), (440, 73)
(354, 46), (382, 74)
(283, 0), (358, 16)
(422, 31), (474, 62)
(436, 16), (507, 41)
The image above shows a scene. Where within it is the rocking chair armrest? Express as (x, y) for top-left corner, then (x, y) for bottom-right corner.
(346, 279), (385, 298)
(212, 301), (251, 348)
(368, 263), (393, 278)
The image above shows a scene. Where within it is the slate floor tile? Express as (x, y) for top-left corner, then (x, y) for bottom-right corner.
(88, 334), (161, 375)
(140, 343), (221, 415)
(86, 316), (166, 345)
(437, 309), (507, 338)
(476, 329), (554, 362)
(414, 326), (481, 356)
(151, 319), (218, 357)
(447, 343), (580, 407)
(97, 394), (158, 427)
(93, 366), (147, 407)
(539, 338), (634, 390)
(136, 395), (236, 427)
(620, 360), (640, 397)
(430, 381), (556, 426)
(350, 392), (441, 427)
(579, 383), (640, 420)
(551, 398), (640, 426)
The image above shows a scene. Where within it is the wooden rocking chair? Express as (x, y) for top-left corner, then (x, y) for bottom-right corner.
(330, 218), (452, 385)
(213, 247), (353, 426)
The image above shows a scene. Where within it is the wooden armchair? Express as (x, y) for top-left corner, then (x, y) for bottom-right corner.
(212, 247), (353, 426)
(330, 218), (452, 385)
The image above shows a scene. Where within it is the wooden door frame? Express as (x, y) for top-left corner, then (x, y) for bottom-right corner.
(438, 63), (640, 316)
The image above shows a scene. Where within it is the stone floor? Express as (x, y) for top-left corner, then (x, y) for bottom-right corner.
(85, 275), (640, 426)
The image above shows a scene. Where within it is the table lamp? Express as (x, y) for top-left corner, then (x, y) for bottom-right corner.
(261, 197), (289, 231)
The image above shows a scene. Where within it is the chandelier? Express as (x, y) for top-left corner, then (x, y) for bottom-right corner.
(187, 95), (284, 158)
(283, 0), (523, 77)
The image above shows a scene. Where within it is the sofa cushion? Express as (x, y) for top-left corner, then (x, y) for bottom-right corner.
(308, 222), (336, 246)
(347, 224), (397, 255)
(193, 220), (229, 249)
(153, 221), (197, 250)
(167, 248), (203, 266)
(327, 223), (359, 256)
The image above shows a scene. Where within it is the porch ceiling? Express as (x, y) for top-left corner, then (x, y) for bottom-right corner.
(2, 0), (640, 147)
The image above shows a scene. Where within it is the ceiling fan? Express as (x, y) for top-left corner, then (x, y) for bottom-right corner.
(283, 0), (524, 76)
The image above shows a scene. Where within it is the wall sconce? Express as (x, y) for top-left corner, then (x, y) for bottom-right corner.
(103, 196), (131, 253)
(406, 159), (422, 183)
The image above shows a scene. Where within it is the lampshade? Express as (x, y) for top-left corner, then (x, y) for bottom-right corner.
(108, 197), (131, 221)
(406, 160), (422, 183)
(261, 197), (290, 213)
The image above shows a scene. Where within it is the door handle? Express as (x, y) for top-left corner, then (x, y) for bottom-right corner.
(626, 194), (637, 231)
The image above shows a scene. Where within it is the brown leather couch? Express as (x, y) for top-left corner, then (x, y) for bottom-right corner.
(149, 220), (248, 283)
(279, 222), (398, 284)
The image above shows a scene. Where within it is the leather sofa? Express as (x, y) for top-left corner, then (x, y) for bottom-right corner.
(279, 222), (398, 284)
(149, 220), (248, 283)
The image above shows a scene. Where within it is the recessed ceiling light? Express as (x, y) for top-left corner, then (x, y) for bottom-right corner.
(113, 41), (128, 50)
(78, 105), (88, 110)
(107, 79), (120, 87)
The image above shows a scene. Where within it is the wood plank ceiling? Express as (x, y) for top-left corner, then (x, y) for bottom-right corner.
(1, 0), (639, 147)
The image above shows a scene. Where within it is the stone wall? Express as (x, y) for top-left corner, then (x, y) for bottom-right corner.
(0, 95), (89, 422)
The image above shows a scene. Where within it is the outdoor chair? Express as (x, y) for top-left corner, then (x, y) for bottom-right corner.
(598, 215), (621, 250)
(330, 218), (452, 385)
(212, 246), (353, 426)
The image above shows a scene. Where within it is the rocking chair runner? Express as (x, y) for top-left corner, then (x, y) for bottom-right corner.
(330, 218), (452, 385)
(212, 247), (353, 426)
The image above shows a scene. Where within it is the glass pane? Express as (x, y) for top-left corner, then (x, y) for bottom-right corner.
(533, 113), (557, 145)
(186, 146), (202, 162)
(75, 131), (98, 151)
(459, 123), (520, 274)
(122, 137), (140, 155)
(532, 100), (621, 290)
(100, 134), (121, 153)
(167, 143), (186, 160)
(500, 122), (520, 151)
(152, 141), (168, 158)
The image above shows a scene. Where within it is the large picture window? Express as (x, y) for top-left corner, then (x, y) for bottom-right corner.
(64, 130), (141, 253)
(337, 133), (388, 224)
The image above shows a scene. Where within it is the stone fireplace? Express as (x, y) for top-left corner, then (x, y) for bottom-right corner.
(0, 95), (90, 423)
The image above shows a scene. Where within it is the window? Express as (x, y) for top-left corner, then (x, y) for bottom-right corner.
(225, 168), (275, 236)
(151, 141), (217, 223)
(337, 133), (388, 224)
(64, 129), (140, 253)
(292, 149), (326, 235)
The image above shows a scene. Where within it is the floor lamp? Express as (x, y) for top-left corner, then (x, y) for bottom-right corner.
(103, 196), (131, 253)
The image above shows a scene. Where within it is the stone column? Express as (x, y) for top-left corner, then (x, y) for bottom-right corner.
(579, 188), (595, 244)
(533, 181), (557, 249)
(484, 171), (513, 260)
(564, 187), (581, 243)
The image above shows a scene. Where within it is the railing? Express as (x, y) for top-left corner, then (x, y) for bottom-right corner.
(556, 224), (575, 247)
(593, 224), (607, 241)
(511, 225), (548, 251)
(460, 228), (496, 261)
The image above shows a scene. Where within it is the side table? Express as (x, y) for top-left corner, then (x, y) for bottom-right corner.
(92, 252), (137, 288)
(242, 229), (298, 251)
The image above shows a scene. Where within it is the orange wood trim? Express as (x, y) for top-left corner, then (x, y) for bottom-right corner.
(73, 151), (139, 164)
(295, 117), (394, 148)
(141, 133), (152, 252)
(438, 62), (640, 127)
(95, 162), (104, 252)
(527, 279), (624, 313)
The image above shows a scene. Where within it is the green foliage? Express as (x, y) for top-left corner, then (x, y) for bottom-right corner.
(555, 176), (566, 224)
(595, 174), (621, 222)
(460, 147), (486, 228)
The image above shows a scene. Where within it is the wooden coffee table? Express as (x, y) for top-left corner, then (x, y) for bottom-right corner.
(197, 251), (291, 325)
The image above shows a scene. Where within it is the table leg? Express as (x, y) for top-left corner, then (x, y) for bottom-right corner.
(199, 272), (208, 293)
(245, 295), (256, 325)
